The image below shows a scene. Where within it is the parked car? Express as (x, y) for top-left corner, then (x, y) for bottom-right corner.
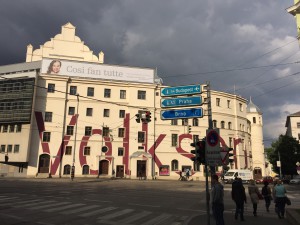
(255, 176), (273, 184)
(290, 177), (300, 184)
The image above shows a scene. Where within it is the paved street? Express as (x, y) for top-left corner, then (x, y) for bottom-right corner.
(0, 178), (299, 225)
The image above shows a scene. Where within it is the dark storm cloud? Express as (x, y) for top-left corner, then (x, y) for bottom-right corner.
(0, 0), (298, 146)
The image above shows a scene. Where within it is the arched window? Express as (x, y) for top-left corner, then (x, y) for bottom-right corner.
(213, 120), (217, 128)
(171, 160), (178, 171)
(228, 122), (232, 130)
(82, 165), (89, 175)
(192, 118), (199, 126)
(221, 121), (225, 129)
(63, 164), (71, 175)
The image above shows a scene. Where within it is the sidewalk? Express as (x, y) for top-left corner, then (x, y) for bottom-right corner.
(185, 210), (291, 225)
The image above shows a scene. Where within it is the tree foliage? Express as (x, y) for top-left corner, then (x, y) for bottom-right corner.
(266, 135), (300, 175)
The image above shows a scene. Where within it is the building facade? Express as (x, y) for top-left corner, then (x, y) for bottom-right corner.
(0, 23), (266, 179)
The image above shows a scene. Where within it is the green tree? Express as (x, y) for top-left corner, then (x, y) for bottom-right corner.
(266, 135), (300, 176)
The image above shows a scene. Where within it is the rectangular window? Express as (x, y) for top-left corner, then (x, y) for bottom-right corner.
(120, 90), (126, 99)
(3, 125), (8, 133)
(103, 109), (110, 117)
(7, 145), (12, 153)
(14, 145), (19, 153)
(0, 145), (5, 153)
(297, 122), (300, 128)
(216, 98), (220, 106)
(118, 128), (125, 137)
(229, 137), (233, 148)
(48, 83), (55, 93)
(85, 127), (92, 136)
(119, 110), (125, 118)
(65, 146), (72, 155)
(253, 117), (256, 123)
(227, 100), (231, 108)
(84, 146), (91, 155)
(193, 135), (199, 143)
(9, 125), (14, 133)
(137, 90), (146, 100)
(16, 124), (22, 133)
(118, 147), (124, 156)
(239, 103), (243, 111)
(45, 112), (53, 122)
(104, 88), (111, 98)
(87, 87), (94, 97)
(182, 119), (188, 126)
(68, 107), (75, 115)
(103, 127), (110, 137)
(138, 131), (145, 143)
(171, 134), (178, 147)
(66, 126), (74, 135)
(86, 108), (93, 116)
(70, 86), (77, 95)
(171, 119), (178, 125)
(43, 132), (51, 142)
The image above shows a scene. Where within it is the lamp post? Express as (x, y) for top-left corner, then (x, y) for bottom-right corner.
(71, 93), (79, 181)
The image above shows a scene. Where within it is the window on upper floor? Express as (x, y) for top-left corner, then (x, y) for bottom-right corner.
(193, 135), (199, 143)
(43, 132), (51, 142)
(103, 109), (110, 117)
(85, 126), (92, 136)
(138, 131), (145, 143)
(193, 118), (199, 126)
(103, 127), (110, 137)
(182, 119), (188, 126)
(14, 144), (20, 153)
(47, 83), (55, 93)
(86, 108), (93, 117)
(66, 126), (74, 136)
(16, 124), (22, 133)
(7, 145), (12, 153)
(45, 112), (53, 122)
(239, 103), (243, 111)
(137, 90), (146, 100)
(84, 146), (91, 155)
(1, 145), (5, 153)
(171, 134), (178, 147)
(87, 87), (94, 97)
(221, 121), (225, 129)
(216, 98), (220, 107)
(118, 128), (125, 138)
(9, 125), (14, 133)
(253, 117), (256, 123)
(213, 120), (217, 128)
(70, 86), (77, 95)
(228, 122), (232, 130)
(120, 90), (126, 99)
(118, 147), (124, 156)
(104, 88), (111, 98)
(119, 110), (125, 118)
(171, 119), (178, 125)
(297, 122), (300, 128)
(68, 107), (75, 115)
(229, 137), (233, 148)
(3, 125), (8, 132)
(65, 146), (72, 155)
(227, 100), (231, 108)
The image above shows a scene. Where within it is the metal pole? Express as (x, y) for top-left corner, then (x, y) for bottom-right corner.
(278, 150), (282, 178)
(71, 93), (79, 180)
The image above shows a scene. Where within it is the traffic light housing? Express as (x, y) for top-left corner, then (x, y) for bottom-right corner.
(135, 113), (141, 123)
(190, 140), (206, 165)
(228, 147), (234, 164)
(145, 111), (151, 123)
(188, 125), (192, 134)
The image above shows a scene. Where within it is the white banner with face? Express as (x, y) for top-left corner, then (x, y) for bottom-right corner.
(41, 58), (155, 83)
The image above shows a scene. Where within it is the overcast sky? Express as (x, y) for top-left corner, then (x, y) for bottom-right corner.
(0, 0), (299, 147)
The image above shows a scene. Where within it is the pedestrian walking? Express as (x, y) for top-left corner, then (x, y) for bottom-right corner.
(211, 174), (225, 225)
(178, 170), (183, 181)
(261, 181), (272, 212)
(138, 170), (142, 180)
(272, 179), (278, 202)
(185, 168), (190, 180)
(274, 179), (287, 219)
(248, 179), (260, 217)
(231, 177), (247, 221)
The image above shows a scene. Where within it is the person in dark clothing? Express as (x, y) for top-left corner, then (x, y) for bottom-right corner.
(231, 178), (247, 221)
(261, 181), (272, 212)
(211, 174), (225, 225)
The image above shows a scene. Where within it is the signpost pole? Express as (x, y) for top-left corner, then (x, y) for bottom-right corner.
(206, 82), (212, 225)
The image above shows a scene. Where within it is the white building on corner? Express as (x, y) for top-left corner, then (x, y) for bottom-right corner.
(0, 23), (266, 179)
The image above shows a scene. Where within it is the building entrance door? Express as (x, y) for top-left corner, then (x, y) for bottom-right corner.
(99, 160), (109, 175)
(116, 165), (124, 178)
(137, 160), (146, 178)
(38, 154), (50, 173)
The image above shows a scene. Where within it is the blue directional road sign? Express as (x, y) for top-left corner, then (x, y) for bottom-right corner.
(160, 108), (203, 120)
(161, 84), (202, 97)
(161, 96), (202, 108)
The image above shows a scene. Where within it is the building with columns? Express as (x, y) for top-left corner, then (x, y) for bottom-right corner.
(0, 23), (266, 179)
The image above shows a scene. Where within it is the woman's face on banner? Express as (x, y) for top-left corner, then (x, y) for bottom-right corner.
(52, 61), (61, 73)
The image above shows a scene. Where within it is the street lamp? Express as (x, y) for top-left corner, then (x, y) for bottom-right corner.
(71, 93), (79, 180)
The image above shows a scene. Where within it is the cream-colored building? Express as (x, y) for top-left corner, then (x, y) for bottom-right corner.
(285, 111), (300, 140)
(0, 23), (266, 179)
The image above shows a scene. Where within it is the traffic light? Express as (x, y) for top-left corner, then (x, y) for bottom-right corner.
(228, 147), (234, 164)
(188, 125), (192, 134)
(145, 111), (151, 123)
(135, 113), (141, 123)
(190, 140), (206, 164)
